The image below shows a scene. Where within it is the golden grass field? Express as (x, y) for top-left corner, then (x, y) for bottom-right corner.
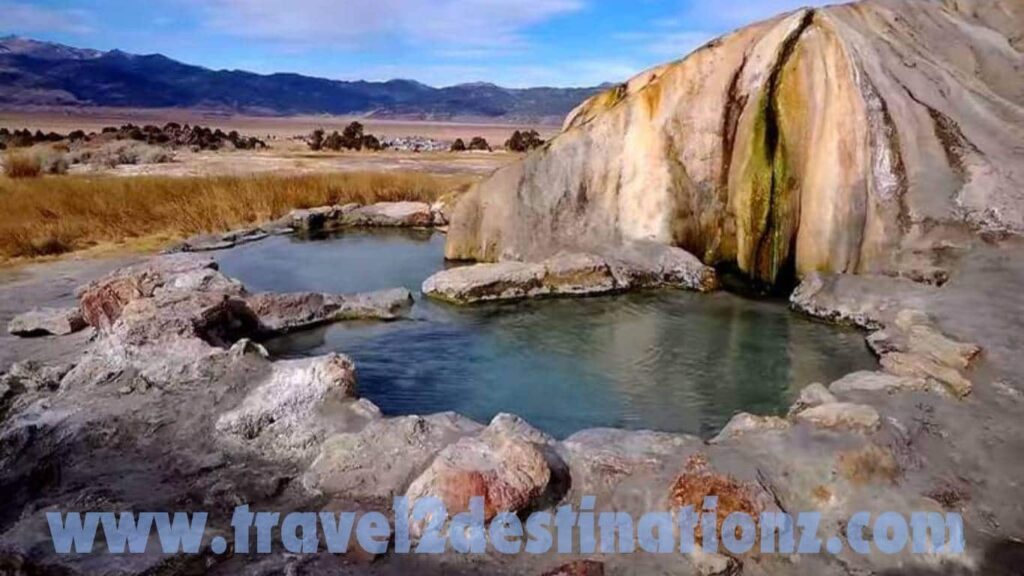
(0, 171), (475, 262)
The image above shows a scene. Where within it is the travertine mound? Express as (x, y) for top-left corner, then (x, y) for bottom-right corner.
(446, 0), (1024, 287)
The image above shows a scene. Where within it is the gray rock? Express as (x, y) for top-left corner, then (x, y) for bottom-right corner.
(289, 205), (347, 232)
(710, 413), (790, 443)
(880, 352), (973, 399)
(7, 307), (87, 337)
(172, 227), (270, 253)
(422, 248), (716, 304)
(303, 412), (483, 502)
(560, 428), (701, 504)
(828, 371), (931, 395)
(246, 288), (412, 334)
(216, 354), (360, 461)
(857, 309), (980, 399)
(423, 260), (546, 303)
(0, 361), (74, 393)
(604, 241), (718, 292)
(691, 546), (741, 576)
(793, 403), (881, 432)
(430, 200), (450, 226)
(343, 201), (434, 227)
(787, 383), (837, 417)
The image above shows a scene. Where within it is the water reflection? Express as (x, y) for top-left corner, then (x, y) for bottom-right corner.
(218, 230), (875, 439)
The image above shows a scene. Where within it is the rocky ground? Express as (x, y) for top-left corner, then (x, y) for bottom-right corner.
(1, 216), (1022, 574)
(3, 0), (1024, 572)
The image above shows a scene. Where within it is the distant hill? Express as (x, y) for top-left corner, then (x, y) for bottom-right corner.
(0, 36), (603, 123)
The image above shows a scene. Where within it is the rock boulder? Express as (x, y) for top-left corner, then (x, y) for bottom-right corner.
(7, 307), (86, 337)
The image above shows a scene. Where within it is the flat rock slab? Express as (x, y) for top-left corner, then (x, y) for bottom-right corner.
(422, 246), (716, 304)
(828, 371), (930, 395)
(344, 202), (434, 227)
(289, 202), (436, 232)
(793, 402), (881, 432)
(247, 288), (413, 334)
(710, 413), (790, 444)
(7, 307), (86, 337)
(169, 227), (271, 253)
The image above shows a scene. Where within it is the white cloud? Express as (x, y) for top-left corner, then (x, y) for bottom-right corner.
(0, 2), (94, 34)
(199, 0), (583, 52)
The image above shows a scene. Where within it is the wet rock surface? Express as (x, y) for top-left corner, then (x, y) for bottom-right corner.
(423, 244), (717, 304)
(247, 288), (413, 334)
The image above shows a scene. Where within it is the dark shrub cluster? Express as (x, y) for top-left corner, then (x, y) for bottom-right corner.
(0, 124), (266, 151)
(505, 129), (545, 152)
(115, 123), (266, 150)
(449, 138), (467, 152)
(308, 122), (383, 152)
(467, 136), (491, 151)
(0, 128), (63, 150)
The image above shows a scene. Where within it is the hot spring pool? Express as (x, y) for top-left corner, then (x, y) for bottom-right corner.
(217, 229), (876, 439)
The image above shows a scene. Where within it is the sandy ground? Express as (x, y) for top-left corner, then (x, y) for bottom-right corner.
(0, 255), (138, 372)
(0, 108), (561, 143)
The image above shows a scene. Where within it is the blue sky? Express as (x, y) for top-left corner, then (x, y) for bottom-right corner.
(1, 0), (828, 88)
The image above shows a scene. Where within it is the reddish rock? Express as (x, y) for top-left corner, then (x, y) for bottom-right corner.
(541, 560), (605, 576)
(405, 433), (551, 529)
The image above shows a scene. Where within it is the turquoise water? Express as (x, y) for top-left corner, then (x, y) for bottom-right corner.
(217, 229), (876, 439)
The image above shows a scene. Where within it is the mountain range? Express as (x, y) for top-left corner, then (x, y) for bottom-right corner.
(0, 36), (603, 123)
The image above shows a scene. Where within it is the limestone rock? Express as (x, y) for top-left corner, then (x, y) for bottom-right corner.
(216, 354), (359, 461)
(289, 205), (352, 232)
(604, 241), (718, 292)
(880, 353), (973, 399)
(444, 1), (1024, 289)
(787, 383), (837, 417)
(246, 288), (413, 334)
(897, 310), (981, 370)
(423, 261), (545, 303)
(430, 201), (450, 226)
(7, 307), (86, 337)
(859, 309), (980, 398)
(561, 428), (701, 501)
(0, 361), (73, 393)
(422, 247), (715, 304)
(303, 413), (483, 503)
(690, 546), (741, 576)
(344, 201), (434, 227)
(794, 402), (881, 432)
(828, 371), (931, 395)
(170, 227), (269, 253)
(111, 291), (260, 349)
(710, 413), (790, 444)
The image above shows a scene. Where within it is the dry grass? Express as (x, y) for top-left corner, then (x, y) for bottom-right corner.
(3, 151), (43, 179)
(0, 171), (473, 261)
